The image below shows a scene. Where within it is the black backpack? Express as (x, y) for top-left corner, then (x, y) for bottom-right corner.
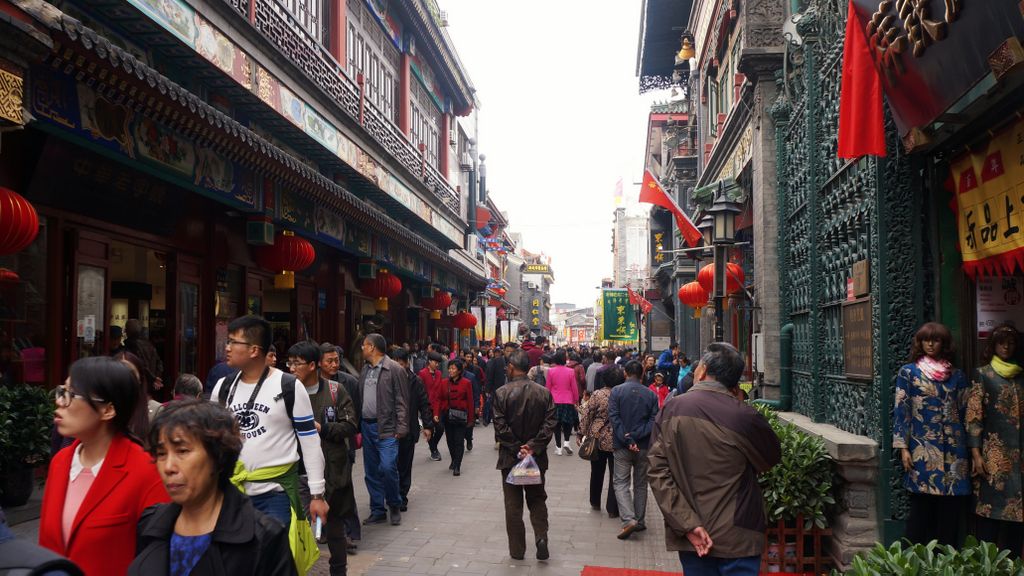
(217, 370), (298, 422)
(0, 537), (84, 576)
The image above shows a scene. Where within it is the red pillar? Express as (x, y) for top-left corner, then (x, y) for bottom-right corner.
(398, 53), (411, 136)
(439, 113), (450, 179)
(329, 0), (346, 66)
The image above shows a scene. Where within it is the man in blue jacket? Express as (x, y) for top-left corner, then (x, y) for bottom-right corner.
(608, 360), (659, 540)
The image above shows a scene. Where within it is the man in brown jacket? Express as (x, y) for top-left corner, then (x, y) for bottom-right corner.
(493, 348), (557, 561)
(648, 342), (781, 576)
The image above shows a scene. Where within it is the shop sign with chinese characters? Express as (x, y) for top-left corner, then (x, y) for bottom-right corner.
(852, 0), (1024, 139)
(953, 117), (1024, 277)
(601, 289), (638, 342)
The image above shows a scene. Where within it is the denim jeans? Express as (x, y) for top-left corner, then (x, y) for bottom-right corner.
(250, 490), (292, 529)
(612, 447), (649, 526)
(361, 420), (402, 516)
(678, 553), (760, 576)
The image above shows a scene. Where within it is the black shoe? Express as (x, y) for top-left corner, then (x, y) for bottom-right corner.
(400, 504), (408, 512)
(510, 552), (525, 560)
(453, 467), (461, 476)
(430, 450), (442, 461)
(635, 523), (647, 532)
(389, 506), (402, 526)
(466, 440), (473, 451)
(536, 538), (549, 560)
(449, 462), (455, 470)
(362, 514), (387, 525)
(608, 512), (619, 519)
(591, 504), (601, 511)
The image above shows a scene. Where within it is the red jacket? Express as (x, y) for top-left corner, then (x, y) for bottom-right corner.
(649, 384), (671, 408)
(522, 341), (543, 368)
(39, 434), (169, 576)
(418, 366), (446, 418)
(439, 377), (475, 424)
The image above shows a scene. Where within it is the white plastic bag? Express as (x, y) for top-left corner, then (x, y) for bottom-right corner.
(505, 454), (543, 486)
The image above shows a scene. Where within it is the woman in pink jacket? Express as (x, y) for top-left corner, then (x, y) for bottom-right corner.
(546, 350), (580, 455)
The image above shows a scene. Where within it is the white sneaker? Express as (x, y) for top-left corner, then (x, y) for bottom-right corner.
(563, 441), (573, 455)
(555, 446), (563, 456)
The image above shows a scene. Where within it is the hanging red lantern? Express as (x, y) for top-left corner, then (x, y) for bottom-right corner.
(0, 187), (40, 255)
(678, 281), (710, 318)
(0, 268), (19, 283)
(495, 287), (507, 296)
(423, 289), (452, 320)
(453, 310), (477, 331)
(697, 262), (745, 294)
(255, 230), (315, 289)
(475, 206), (492, 230)
(487, 298), (501, 307)
(360, 268), (403, 312)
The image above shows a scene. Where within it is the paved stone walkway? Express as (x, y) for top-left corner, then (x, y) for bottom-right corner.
(334, 430), (680, 575)
(10, 427), (682, 575)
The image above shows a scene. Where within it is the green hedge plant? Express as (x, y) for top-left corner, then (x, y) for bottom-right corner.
(836, 537), (1024, 576)
(754, 403), (835, 530)
(0, 384), (53, 479)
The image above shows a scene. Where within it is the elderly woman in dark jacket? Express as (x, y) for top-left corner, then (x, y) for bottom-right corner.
(578, 366), (624, 517)
(129, 400), (296, 576)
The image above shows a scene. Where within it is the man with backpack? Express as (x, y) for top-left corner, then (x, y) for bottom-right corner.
(211, 315), (329, 533)
(287, 341), (357, 576)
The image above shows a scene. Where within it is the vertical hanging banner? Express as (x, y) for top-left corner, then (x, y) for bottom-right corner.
(484, 307), (497, 342)
(471, 306), (484, 341)
(510, 320), (521, 342)
(953, 118), (1024, 277)
(601, 289), (638, 342)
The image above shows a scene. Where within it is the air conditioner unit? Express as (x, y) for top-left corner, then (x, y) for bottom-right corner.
(439, 10), (449, 26)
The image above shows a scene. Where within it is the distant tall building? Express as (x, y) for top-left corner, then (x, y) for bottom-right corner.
(612, 207), (650, 289)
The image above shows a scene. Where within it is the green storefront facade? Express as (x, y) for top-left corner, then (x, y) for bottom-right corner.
(774, 0), (1024, 545)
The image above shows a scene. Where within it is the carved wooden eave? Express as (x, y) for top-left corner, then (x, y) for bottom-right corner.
(0, 3), (52, 127)
(393, 0), (475, 114)
(737, 0), (786, 81)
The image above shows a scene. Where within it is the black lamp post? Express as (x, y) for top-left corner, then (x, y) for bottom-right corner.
(706, 183), (742, 342)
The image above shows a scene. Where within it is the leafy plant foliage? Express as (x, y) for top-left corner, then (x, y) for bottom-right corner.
(836, 537), (1024, 576)
(755, 403), (835, 529)
(0, 385), (53, 491)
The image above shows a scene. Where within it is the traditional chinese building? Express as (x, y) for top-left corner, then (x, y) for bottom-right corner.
(636, 0), (1024, 566)
(0, 0), (490, 388)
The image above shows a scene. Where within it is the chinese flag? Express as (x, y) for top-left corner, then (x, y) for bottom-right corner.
(837, 0), (886, 159)
(639, 170), (703, 248)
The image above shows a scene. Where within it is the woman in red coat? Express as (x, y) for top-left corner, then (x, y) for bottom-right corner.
(442, 361), (475, 476)
(39, 356), (169, 576)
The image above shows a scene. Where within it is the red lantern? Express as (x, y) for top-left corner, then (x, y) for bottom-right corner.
(487, 298), (501, 307)
(423, 289), (452, 320)
(0, 187), (40, 255)
(360, 268), (403, 312)
(495, 287), (507, 296)
(697, 262), (745, 294)
(678, 281), (710, 318)
(453, 311), (477, 331)
(255, 230), (315, 289)
(0, 268), (19, 283)
(475, 206), (492, 230)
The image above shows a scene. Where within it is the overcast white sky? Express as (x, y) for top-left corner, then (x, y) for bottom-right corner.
(441, 0), (664, 307)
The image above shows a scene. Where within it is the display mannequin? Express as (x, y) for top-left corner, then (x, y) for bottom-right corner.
(967, 323), (1024, 557)
(893, 322), (970, 546)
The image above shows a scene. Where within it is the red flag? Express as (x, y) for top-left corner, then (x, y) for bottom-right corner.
(837, 0), (886, 159)
(639, 170), (703, 248)
(626, 285), (639, 305)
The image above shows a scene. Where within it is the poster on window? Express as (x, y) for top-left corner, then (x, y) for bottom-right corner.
(976, 276), (1024, 338)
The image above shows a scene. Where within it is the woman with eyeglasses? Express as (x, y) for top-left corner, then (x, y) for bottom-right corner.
(38, 356), (169, 576)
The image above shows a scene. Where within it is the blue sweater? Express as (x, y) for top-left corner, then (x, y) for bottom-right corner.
(608, 379), (659, 450)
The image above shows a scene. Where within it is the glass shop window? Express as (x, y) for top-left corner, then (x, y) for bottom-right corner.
(0, 216), (48, 387)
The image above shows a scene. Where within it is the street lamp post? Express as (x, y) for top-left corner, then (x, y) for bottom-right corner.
(705, 184), (742, 343)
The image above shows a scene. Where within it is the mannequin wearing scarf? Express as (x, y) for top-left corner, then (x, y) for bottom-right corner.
(967, 325), (1024, 557)
(893, 322), (970, 547)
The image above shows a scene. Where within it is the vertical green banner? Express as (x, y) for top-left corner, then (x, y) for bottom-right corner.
(602, 289), (638, 342)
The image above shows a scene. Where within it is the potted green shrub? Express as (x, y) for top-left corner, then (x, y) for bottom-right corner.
(0, 384), (54, 507)
(755, 404), (835, 529)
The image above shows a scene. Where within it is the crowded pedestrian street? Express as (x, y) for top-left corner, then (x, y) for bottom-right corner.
(2, 0), (1024, 574)
(10, 429), (680, 576)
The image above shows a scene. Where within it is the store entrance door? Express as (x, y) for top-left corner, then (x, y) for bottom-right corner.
(70, 231), (112, 361)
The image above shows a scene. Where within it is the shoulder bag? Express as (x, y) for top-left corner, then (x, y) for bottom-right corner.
(578, 409), (609, 461)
